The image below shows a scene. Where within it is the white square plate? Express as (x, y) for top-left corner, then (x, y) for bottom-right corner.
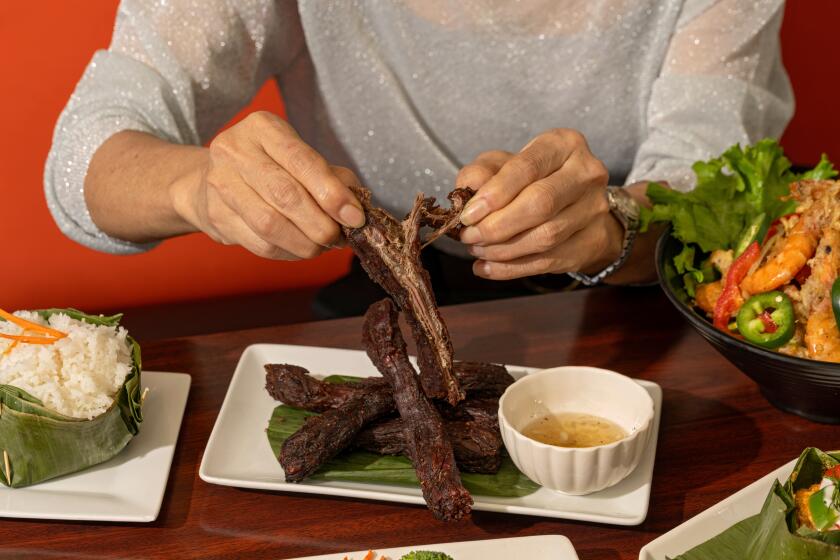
(0, 371), (190, 522)
(289, 534), (578, 559)
(639, 459), (796, 559)
(200, 344), (662, 525)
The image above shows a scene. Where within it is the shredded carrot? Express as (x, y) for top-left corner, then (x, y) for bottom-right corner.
(0, 333), (61, 344)
(0, 308), (67, 340)
(1, 340), (19, 356)
(362, 552), (375, 560)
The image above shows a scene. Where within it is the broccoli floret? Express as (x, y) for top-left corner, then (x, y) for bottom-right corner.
(399, 551), (454, 560)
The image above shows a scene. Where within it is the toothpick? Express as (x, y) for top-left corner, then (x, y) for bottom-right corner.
(141, 387), (150, 405)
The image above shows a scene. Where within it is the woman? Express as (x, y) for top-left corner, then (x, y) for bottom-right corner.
(45, 0), (792, 289)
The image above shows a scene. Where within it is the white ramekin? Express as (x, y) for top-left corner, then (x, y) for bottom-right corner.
(498, 366), (654, 495)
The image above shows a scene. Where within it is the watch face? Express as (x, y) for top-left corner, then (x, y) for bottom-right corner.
(609, 188), (640, 227)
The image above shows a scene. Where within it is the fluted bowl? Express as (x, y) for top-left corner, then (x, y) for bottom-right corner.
(657, 230), (840, 423)
(498, 366), (654, 495)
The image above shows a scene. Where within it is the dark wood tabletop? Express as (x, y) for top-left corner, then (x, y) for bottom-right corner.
(2, 286), (838, 559)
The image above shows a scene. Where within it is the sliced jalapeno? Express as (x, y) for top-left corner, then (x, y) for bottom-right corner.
(832, 278), (840, 332)
(736, 291), (795, 349)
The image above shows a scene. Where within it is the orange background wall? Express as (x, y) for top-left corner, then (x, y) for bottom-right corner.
(3, 2), (839, 312)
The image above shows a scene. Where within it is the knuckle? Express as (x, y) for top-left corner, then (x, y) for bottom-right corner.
(331, 166), (359, 186)
(513, 154), (542, 182)
(251, 209), (278, 240)
(311, 223), (340, 247)
(285, 144), (320, 177)
(267, 180), (301, 210)
(528, 181), (559, 219)
(586, 159), (609, 185)
(535, 221), (563, 252)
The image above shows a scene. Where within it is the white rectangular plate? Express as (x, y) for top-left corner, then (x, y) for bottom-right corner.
(0, 371), (190, 522)
(200, 344), (662, 525)
(639, 459), (796, 559)
(289, 534), (577, 559)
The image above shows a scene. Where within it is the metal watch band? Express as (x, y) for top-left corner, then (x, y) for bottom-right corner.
(568, 187), (640, 286)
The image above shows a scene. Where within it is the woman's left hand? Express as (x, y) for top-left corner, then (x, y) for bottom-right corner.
(457, 128), (624, 280)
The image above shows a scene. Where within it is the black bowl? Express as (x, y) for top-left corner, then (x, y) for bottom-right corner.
(656, 229), (840, 424)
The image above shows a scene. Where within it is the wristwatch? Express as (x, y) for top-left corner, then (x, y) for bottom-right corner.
(568, 186), (641, 286)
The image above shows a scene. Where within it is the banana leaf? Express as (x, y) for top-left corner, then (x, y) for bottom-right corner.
(0, 309), (142, 488)
(671, 448), (840, 560)
(266, 395), (540, 498)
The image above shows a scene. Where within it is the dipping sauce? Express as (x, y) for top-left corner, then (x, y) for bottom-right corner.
(521, 412), (627, 448)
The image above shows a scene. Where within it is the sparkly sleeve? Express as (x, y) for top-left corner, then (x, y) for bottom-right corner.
(44, 0), (303, 254)
(625, 0), (793, 191)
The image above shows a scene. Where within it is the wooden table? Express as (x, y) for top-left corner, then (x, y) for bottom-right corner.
(3, 287), (837, 559)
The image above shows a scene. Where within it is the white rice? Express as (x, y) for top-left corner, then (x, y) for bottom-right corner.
(0, 312), (131, 419)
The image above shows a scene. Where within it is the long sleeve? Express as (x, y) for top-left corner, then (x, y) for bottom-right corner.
(625, 0), (794, 191)
(44, 0), (304, 254)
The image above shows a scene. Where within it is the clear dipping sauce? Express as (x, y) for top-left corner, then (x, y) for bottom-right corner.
(521, 412), (627, 448)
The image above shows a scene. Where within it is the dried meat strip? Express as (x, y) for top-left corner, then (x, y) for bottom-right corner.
(265, 363), (389, 412)
(279, 389), (393, 482)
(264, 361), (513, 411)
(343, 185), (473, 405)
(362, 298), (472, 521)
(355, 416), (503, 474)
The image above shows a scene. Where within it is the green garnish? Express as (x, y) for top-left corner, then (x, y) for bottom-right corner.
(399, 551), (454, 560)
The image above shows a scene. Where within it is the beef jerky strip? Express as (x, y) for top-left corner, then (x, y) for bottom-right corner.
(343, 185), (473, 405)
(363, 298), (472, 521)
(355, 416), (503, 474)
(279, 389), (393, 482)
(418, 187), (474, 248)
(264, 361), (513, 411)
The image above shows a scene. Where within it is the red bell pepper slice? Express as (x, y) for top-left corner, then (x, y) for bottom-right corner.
(713, 242), (760, 330)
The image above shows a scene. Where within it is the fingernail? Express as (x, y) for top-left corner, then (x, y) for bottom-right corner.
(460, 198), (489, 226)
(474, 260), (491, 277)
(460, 226), (483, 244)
(469, 244), (485, 257)
(339, 204), (366, 228)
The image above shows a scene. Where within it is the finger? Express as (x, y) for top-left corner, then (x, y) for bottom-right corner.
(212, 175), (326, 259)
(468, 191), (597, 262)
(455, 150), (511, 190)
(328, 166), (362, 248)
(474, 223), (606, 280)
(461, 155), (603, 245)
(251, 113), (365, 227)
(460, 130), (580, 226)
(238, 156), (343, 248)
(219, 214), (302, 260)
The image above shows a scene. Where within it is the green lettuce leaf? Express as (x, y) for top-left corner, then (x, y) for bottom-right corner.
(642, 140), (837, 295)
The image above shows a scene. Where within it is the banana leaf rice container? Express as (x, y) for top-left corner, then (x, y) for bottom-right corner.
(0, 309), (143, 488)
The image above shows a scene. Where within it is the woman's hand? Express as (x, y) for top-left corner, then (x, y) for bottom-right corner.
(456, 129), (624, 280)
(172, 111), (365, 260)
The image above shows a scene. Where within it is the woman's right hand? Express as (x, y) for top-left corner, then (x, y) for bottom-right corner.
(173, 111), (366, 260)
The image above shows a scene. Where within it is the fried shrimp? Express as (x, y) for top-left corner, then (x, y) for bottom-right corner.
(740, 220), (818, 295)
(804, 301), (840, 362)
(695, 280), (723, 315)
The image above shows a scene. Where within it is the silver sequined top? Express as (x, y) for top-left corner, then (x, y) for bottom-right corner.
(45, 0), (793, 255)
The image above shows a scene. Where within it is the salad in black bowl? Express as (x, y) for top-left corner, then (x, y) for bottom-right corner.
(646, 139), (840, 423)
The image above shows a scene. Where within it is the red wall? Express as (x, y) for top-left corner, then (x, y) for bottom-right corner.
(2, 2), (838, 312)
